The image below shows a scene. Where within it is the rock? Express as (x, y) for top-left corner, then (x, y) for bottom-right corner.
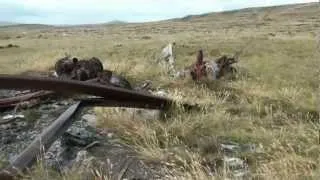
(223, 156), (250, 179)
(107, 133), (114, 138)
(62, 127), (99, 147)
(216, 142), (263, 179)
(109, 74), (132, 89)
(0, 124), (12, 130)
(133, 80), (153, 92)
(74, 150), (88, 163)
(221, 142), (263, 154)
(159, 42), (175, 65)
(41, 114), (49, 119)
(153, 90), (168, 97)
(82, 114), (98, 128)
(2, 137), (14, 144)
(56, 101), (70, 106)
(132, 108), (162, 121)
(158, 42), (176, 75)
(111, 89), (167, 121)
(2, 114), (25, 121)
(224, 157), (246, 170)
(221, 143), (241, 153)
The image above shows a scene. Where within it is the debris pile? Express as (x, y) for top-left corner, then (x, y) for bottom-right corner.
(54, 56), (103, 81)
(54, 55), (133, 90)
(0, 42), (243, 179)
(175, 49), (238, 81)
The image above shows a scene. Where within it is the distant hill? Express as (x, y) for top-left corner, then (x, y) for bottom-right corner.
(173, 2), (319, 22)
(0, 21), (18, 26)
(106, 20), (127, 25)
(0, 23), (54, 29)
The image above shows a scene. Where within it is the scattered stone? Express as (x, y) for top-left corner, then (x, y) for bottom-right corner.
(55, 101), (70, 106)
(110, 89), (168, 121)
(220, 142), (263, 154)
(62, 127), (99, 147)
(109, 73), (133, 89)
(153, 89), (168, 97)
(0, 123), (11, 130)
(2, 114), (25, 121)
(82, 114), (98, 128)
(223, 156), (250, 179)
(107, 133), (114, 138)
(133, 80), (153, 92)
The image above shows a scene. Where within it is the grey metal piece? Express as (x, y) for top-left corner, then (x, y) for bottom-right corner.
(0, 101), (82, 179)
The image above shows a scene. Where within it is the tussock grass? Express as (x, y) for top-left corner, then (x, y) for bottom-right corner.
(0, 2), (319, 179)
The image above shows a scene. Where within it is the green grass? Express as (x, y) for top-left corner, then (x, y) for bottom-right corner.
(0, 2), (319, 179)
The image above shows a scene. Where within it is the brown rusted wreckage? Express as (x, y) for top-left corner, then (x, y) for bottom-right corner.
(0, 56), (198, 180)
(186, 49), (238, 81)
(0, 51), (238, 179)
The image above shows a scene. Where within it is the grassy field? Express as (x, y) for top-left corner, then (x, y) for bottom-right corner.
(0, 2), (319, 179)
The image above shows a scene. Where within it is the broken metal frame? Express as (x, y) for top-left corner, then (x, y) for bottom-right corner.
(0, 74), (197, 179)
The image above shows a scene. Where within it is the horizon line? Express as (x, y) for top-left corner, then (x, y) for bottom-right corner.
(1, 1), (317, 26)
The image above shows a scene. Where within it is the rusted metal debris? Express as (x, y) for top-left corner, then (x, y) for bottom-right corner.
(0, 91), (53, 109)
(54, 56), (104, 81)
(178, 49), (238, 81)
(0, 77), (102, 110)
(0, 75), (196, 110)
(0, 56), (197, 179)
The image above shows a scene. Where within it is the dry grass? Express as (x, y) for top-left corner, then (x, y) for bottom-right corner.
(0, 2), (319, 179)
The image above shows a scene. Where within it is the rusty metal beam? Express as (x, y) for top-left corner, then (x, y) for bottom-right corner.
(0, 78), (101, 110)
(0, 74), (195, 110)
(0, 91), (53, 106)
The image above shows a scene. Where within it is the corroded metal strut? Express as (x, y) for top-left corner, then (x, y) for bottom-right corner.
(0, 101), (82, 180)
(0, 74), (195, 110)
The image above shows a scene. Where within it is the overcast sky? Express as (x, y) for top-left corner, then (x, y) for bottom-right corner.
(0, 0), (317, 25)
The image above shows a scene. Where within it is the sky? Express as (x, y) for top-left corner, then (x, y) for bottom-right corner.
(0, 0), (317, 25)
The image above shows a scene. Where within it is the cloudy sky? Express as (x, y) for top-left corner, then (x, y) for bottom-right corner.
(0, 0), (317, 25)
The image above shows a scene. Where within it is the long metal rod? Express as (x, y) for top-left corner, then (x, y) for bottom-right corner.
(0, 78), (100, 109)
(0, 74), (178, 109)
(0, 101), (83, 180)
(0, 91), (53, 105)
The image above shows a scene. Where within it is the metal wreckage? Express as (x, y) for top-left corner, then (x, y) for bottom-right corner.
(0, 48), (238, 179)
